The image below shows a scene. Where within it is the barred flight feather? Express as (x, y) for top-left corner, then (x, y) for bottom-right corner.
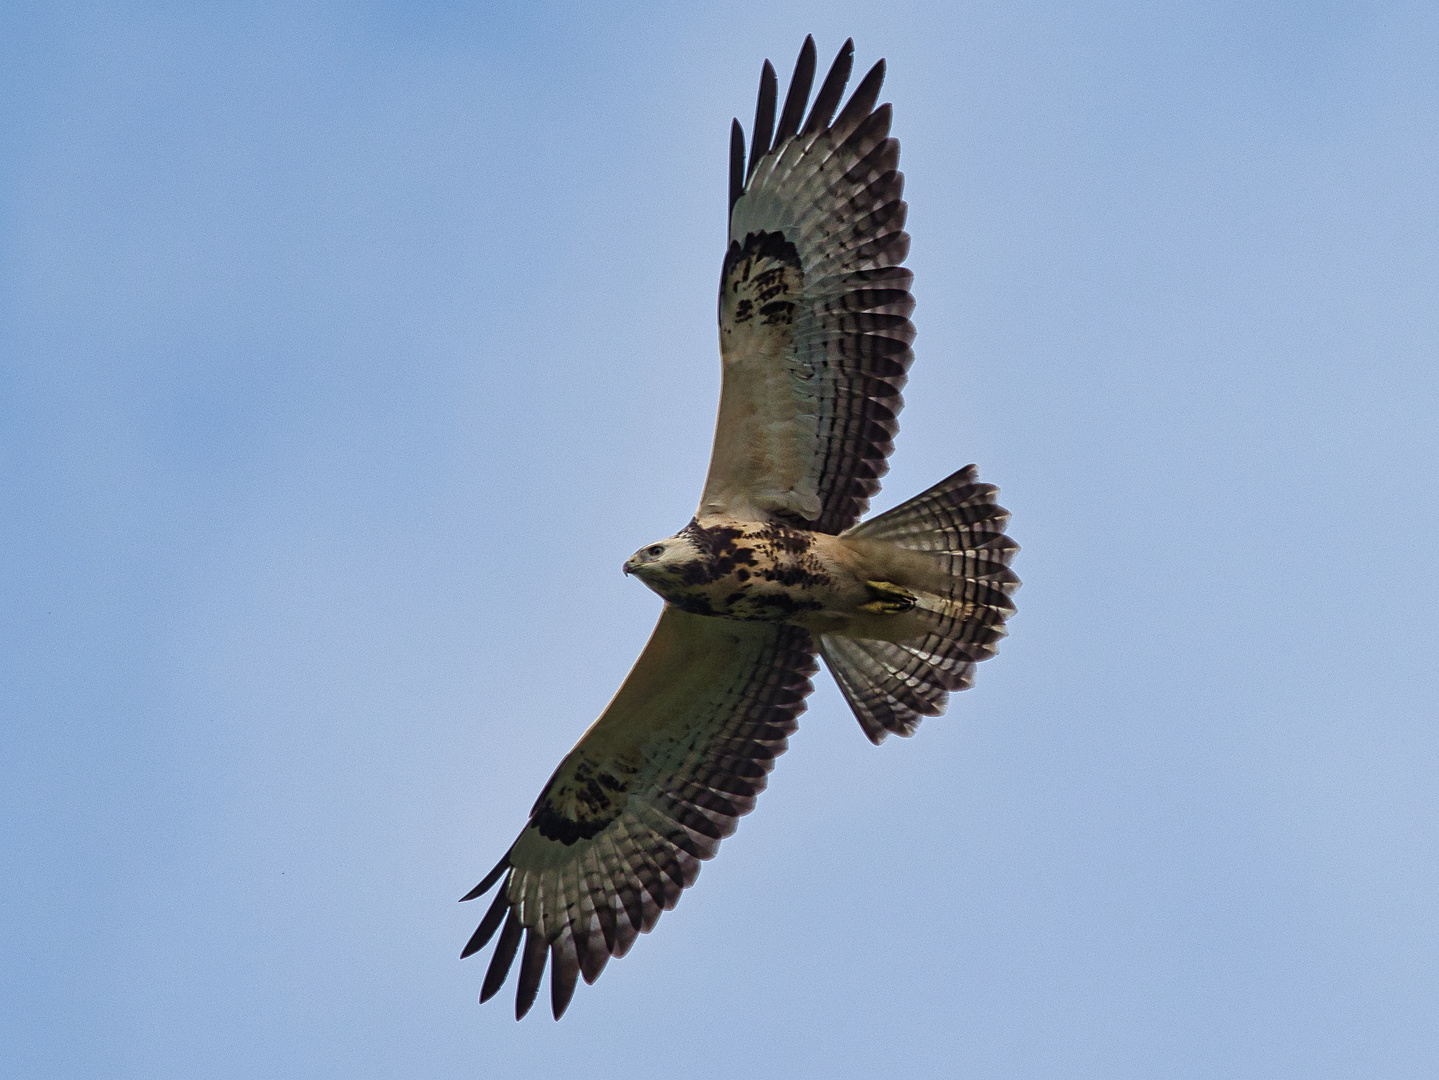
(461, 607), (816, 1019)
(702, 36), (914, 534)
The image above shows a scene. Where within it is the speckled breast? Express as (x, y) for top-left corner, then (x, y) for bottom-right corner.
(669, 519), (837, 622)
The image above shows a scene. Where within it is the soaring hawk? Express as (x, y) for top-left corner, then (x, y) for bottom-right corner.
(461, 36), (1019, 1019)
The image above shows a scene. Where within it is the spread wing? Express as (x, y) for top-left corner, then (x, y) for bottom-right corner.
(460, 606), (817, 1019)
(699, 36), (915, 534)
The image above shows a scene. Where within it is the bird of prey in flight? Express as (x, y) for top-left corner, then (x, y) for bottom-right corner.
(460, 36), (1019, 1020)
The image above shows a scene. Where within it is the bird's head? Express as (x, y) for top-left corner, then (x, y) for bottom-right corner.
(623, 532), (708, 596)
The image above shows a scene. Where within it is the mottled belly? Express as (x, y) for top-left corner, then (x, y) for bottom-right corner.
(668, 522), (838, 622)
(670, 575), (828, 621)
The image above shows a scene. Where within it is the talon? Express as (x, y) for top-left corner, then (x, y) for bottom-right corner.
(859, 580), (917, 614)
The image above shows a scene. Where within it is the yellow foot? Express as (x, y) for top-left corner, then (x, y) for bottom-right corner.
(858, 580), (917, 615)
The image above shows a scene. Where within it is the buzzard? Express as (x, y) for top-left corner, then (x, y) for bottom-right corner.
(461, 36), (1019, 1020)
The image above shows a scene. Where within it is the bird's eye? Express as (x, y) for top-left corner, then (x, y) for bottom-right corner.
(646, 545), (665, 557)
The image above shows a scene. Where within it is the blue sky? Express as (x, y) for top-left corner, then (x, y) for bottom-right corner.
(3, 2), (1437, 1077)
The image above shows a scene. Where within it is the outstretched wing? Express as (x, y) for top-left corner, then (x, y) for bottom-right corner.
(699, 36), (915, 534)
(460, 606), (817, 1019)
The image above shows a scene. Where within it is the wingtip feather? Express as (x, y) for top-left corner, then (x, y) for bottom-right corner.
(514, 927), (548, 1020)
(834, 57), (886, 136)
(459, 853), (509, 902)
(748, 59), (778, 180)
(728, 118), (745, 217)
(773, 35), (817, 146)
(460, 886), (511, 959)
(550, 934), (581, 1019)
(480, 909), (523, 1003)
(803, 38), (854, 135)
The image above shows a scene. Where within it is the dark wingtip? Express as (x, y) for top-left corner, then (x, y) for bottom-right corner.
(747, 59), (778, 180)
(460, 887), (511, 959)
(459, 852), (509, 902)
(728, 117), (745, 217)
(803, 38), (854, 135)
(514, 927), (548, 1020)
(834, 57), (886, 135)
(550, 943), (579, 1019)
(773, 35), (817, 147)
(480, 909), (523, 1003)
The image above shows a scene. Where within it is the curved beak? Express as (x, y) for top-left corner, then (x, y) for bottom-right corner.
(622, 558), (634, 576)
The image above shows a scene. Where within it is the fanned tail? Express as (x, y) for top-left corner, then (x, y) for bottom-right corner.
(820, 466), (1019, 743)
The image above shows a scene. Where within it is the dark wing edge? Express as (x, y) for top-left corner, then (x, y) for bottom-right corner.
(722, 36), (915, 534)
(459, 609), (817, 1020)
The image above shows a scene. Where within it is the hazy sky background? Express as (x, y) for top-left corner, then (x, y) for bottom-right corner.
(3, 2), (1437, 1077)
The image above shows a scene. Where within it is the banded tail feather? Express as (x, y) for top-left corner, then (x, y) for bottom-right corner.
(821, 466), (1019, 743)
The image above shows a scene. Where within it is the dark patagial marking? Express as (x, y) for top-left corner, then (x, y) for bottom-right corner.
(728, 230), (801, 277)
(533, 802), (610, 845)
(721, 230), (801, 327)
(759, 299), (796, 325)
(672, 595), (716, 617)
(535, 758), (633, 845)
